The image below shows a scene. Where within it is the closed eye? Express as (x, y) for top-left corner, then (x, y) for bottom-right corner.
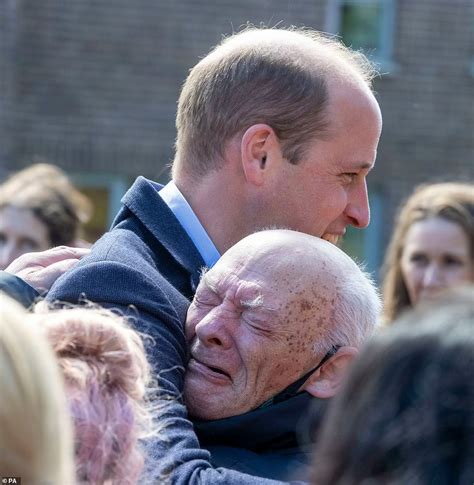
(194, 296), (217, 307)
(241, 314), (276, 339)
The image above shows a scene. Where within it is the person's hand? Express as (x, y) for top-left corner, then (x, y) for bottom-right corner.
(4, 246), (90, 293)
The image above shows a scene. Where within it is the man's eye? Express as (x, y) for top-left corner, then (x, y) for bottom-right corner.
(341, 173), (358, 184)
(194, 294), (219, 307)
(194, 297), (210, 306)
(241, 315), (270, 336)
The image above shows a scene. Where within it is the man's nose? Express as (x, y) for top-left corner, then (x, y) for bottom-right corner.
(194, 307), (233, 349)
(345, 180), (370, 229)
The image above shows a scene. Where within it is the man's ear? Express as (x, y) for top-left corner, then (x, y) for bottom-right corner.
(302, 346), (359, 399)
(240, 124), (283, 186)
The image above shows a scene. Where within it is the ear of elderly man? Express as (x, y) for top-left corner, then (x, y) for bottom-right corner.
(24, 27), (382, 484)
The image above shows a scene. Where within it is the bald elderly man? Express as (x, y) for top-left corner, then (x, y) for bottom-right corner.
(152, 230), (381, 482)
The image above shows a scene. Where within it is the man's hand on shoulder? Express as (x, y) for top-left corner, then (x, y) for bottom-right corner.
(5, 246), (90, 293)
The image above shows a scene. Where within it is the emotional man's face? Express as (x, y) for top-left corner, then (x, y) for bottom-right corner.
(183, 246), (333, 420)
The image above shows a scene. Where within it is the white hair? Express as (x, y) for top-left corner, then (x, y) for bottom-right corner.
(315, 263), (381, 355)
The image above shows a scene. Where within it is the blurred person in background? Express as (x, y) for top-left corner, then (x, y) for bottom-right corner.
(0, 162), (93, 270)
(381, 182), (473, 324)
(0, 294), (75, 484)
(310, 288), (474, 485)
(33, 304), (155, 484)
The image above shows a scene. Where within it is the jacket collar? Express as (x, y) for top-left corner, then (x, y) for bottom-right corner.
(119, 176), (205, 287)
(193, 393), (326, 452)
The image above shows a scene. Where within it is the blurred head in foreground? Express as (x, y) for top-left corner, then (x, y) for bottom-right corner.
(311, 288), (474, 484)
(0, 294), (75, 484)
(382, 182), (473, 323)
(33, 305), (153, 484)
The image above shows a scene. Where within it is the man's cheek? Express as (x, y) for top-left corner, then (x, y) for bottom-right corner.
(184, 315), (198, 341)
(184, 305), (200, 340)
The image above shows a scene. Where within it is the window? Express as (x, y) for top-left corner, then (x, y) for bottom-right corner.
(326, 0), (395, 67)
(71, 173), (130, 243)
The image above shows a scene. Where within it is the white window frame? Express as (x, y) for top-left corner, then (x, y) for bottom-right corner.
(70, 173), (130, 228)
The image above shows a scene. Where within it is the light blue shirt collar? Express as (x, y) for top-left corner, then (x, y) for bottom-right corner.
(158, 181), (220, 268)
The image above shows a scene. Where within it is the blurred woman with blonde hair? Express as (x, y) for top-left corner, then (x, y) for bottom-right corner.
(382, 182), (473, 324)
(1, 292), (154, 483)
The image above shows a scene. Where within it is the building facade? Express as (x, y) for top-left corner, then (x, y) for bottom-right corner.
(0, 0), (472, 275)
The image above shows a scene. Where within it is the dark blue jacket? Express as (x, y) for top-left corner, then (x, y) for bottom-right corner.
(48, 177), (312, 484)
(0, 271), (39, 307)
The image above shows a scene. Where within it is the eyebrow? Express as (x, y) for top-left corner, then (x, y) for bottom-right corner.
(241, 294), (281, 316)
(354, 162), (374, 171)
(199, 274), (278, 313)
(240, 294), (264, 309)
(199, 272), (219, 294)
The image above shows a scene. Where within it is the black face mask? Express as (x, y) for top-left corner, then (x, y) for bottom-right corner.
(257, 345), (340, 409)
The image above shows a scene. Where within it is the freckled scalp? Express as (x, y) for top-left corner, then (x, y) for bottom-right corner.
(207, 229), (379, 351)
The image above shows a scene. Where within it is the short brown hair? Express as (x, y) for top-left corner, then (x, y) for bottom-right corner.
(0, 162), (92, 246)
(381, 182), (474, 323)
(174, 27), (377, 179)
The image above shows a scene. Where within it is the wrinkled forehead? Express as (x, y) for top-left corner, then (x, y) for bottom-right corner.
(205, 240), (341, 298)
(201, 251), (275, 292)
(215, 242), (297, 280)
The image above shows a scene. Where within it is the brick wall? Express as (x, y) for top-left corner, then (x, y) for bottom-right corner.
(0, 0), (17, 178)
(0, 0), (472, 266)
(372, 0), (473, 248)
(3, 0), (326, 180)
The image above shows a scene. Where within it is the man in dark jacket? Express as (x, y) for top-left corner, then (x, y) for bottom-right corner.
(47, 26), (383, 483)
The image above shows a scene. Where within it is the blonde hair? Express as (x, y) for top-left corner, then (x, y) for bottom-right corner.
(0, 294), (75, 483)
(381, 182), (474, 324)
(32, 305), (153, 484)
